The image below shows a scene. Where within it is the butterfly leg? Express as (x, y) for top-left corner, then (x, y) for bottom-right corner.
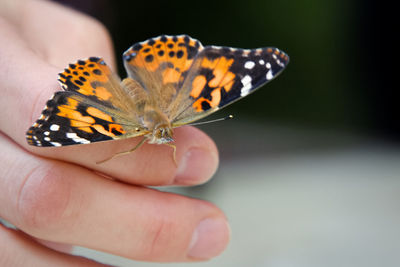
(165, 143), (177, 167)
(96, 137), (147, 164)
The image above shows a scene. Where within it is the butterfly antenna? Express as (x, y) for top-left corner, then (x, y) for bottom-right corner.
(187, 115), (234, 126)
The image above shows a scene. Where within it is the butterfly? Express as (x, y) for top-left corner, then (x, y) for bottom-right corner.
(26, 35), (289, 163)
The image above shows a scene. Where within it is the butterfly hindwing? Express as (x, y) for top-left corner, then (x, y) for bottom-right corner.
(26, 91), (148, 147)
(123, 34), (204, 110)
(27, 57), (149, 147)
(171, 45), (290, 125)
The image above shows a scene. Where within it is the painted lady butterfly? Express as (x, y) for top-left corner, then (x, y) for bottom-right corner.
(26, 35), (289, 163)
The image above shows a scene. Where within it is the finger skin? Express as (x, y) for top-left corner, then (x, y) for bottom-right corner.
(0, 0), (116, 69)
(0, 224), (107, 267)
(0, 135), (229, 262)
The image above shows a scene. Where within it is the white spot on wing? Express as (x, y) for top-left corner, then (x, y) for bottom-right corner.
(50, 124), (60, 131)
(241, 75), (252, 85)
(44, 137), (50, 141)
(266, 62), (271, 69)
(44, 131), (50, 136)
(240, 75), (253, 96)
(259, 59), (265, 65)
(244, 61), (255, 69)
(50, 142), (61, 147)
(66, 132), (91, 144)
(266, 69), (274, 80)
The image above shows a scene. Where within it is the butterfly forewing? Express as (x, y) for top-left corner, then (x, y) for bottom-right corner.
(171, 45), (289, 126)
(123, 35), (204, 111)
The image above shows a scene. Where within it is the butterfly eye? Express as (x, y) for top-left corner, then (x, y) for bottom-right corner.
(154, 128), (162, 136)
(135, 127), (141, 132)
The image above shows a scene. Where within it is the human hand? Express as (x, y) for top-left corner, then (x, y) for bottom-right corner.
(0, 0), (230, 265)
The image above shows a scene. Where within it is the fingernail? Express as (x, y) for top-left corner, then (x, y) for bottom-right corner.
(188, 218), (230, 259)
(175, 148), (218, 185)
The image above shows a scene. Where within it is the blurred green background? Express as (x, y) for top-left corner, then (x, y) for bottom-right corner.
(56, 1), (399, 266)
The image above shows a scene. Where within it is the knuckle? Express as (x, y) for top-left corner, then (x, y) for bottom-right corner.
(138, 198), (188, 260)
(17, 164), (71, 232)
(89, 18), (111, 39)
(140, 217), (173, 260)
(76, 16), (112, 47)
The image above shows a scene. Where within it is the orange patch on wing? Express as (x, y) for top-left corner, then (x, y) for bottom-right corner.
(109, 124), (126, 134)
(192, 88), (221, 112)
(201, 57), (220, 69)
(57, 107), (96, 124)
(86, 107), (113, 122)
(210, 88), (221, 107)
(76, 88), (91, 96)
(94, 86), (113, 100)
(70, 119), (92, 128)
(162, 68), (180, 84)
(91, 123), (125, 137)
(183, 59), (193, 72)
(154, 41), (167, 57)
(57, 97), (96, 125)
(208, 58), (234, 88)
(190, 75), (207, 98)
(192, 98), (205, 112)
(130, 46), (160, 72)
(189, 39), (197, 47)
(92, 124), (114, 137)
(91, 70), (110, 83)
(58, 58), (112, 101)
(125, 37), (199, 77)
(223, 78), (235, 92)
(133, 57), (159, 72)
(201, 56), (235, 89)
(77, 127), (94, 133)
(64, 98), (79, 109)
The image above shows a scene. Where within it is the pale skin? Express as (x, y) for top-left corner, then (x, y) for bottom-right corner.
(0, 0), (230, 265)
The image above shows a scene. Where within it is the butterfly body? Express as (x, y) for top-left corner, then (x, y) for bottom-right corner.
(26, 35), (289, 160)
(117, 76), (173, 144)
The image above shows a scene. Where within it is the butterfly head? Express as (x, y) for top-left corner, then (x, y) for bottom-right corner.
(147, 124), (174, 144)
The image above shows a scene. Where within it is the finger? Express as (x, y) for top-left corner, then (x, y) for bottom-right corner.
(30, 126), (219, 186)
(0, 0), (115, 69)
(0, 16), (219, 186)
(0, 224), (107, 267)
(0, 135), (230, 261)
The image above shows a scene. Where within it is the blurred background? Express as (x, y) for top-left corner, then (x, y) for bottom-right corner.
(56, 0), (399, 266)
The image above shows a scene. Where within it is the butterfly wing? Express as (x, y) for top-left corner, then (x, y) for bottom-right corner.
(26, 58), (147, 147)
(123, 35), (204, 111)
(169, 46), (290, 126)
